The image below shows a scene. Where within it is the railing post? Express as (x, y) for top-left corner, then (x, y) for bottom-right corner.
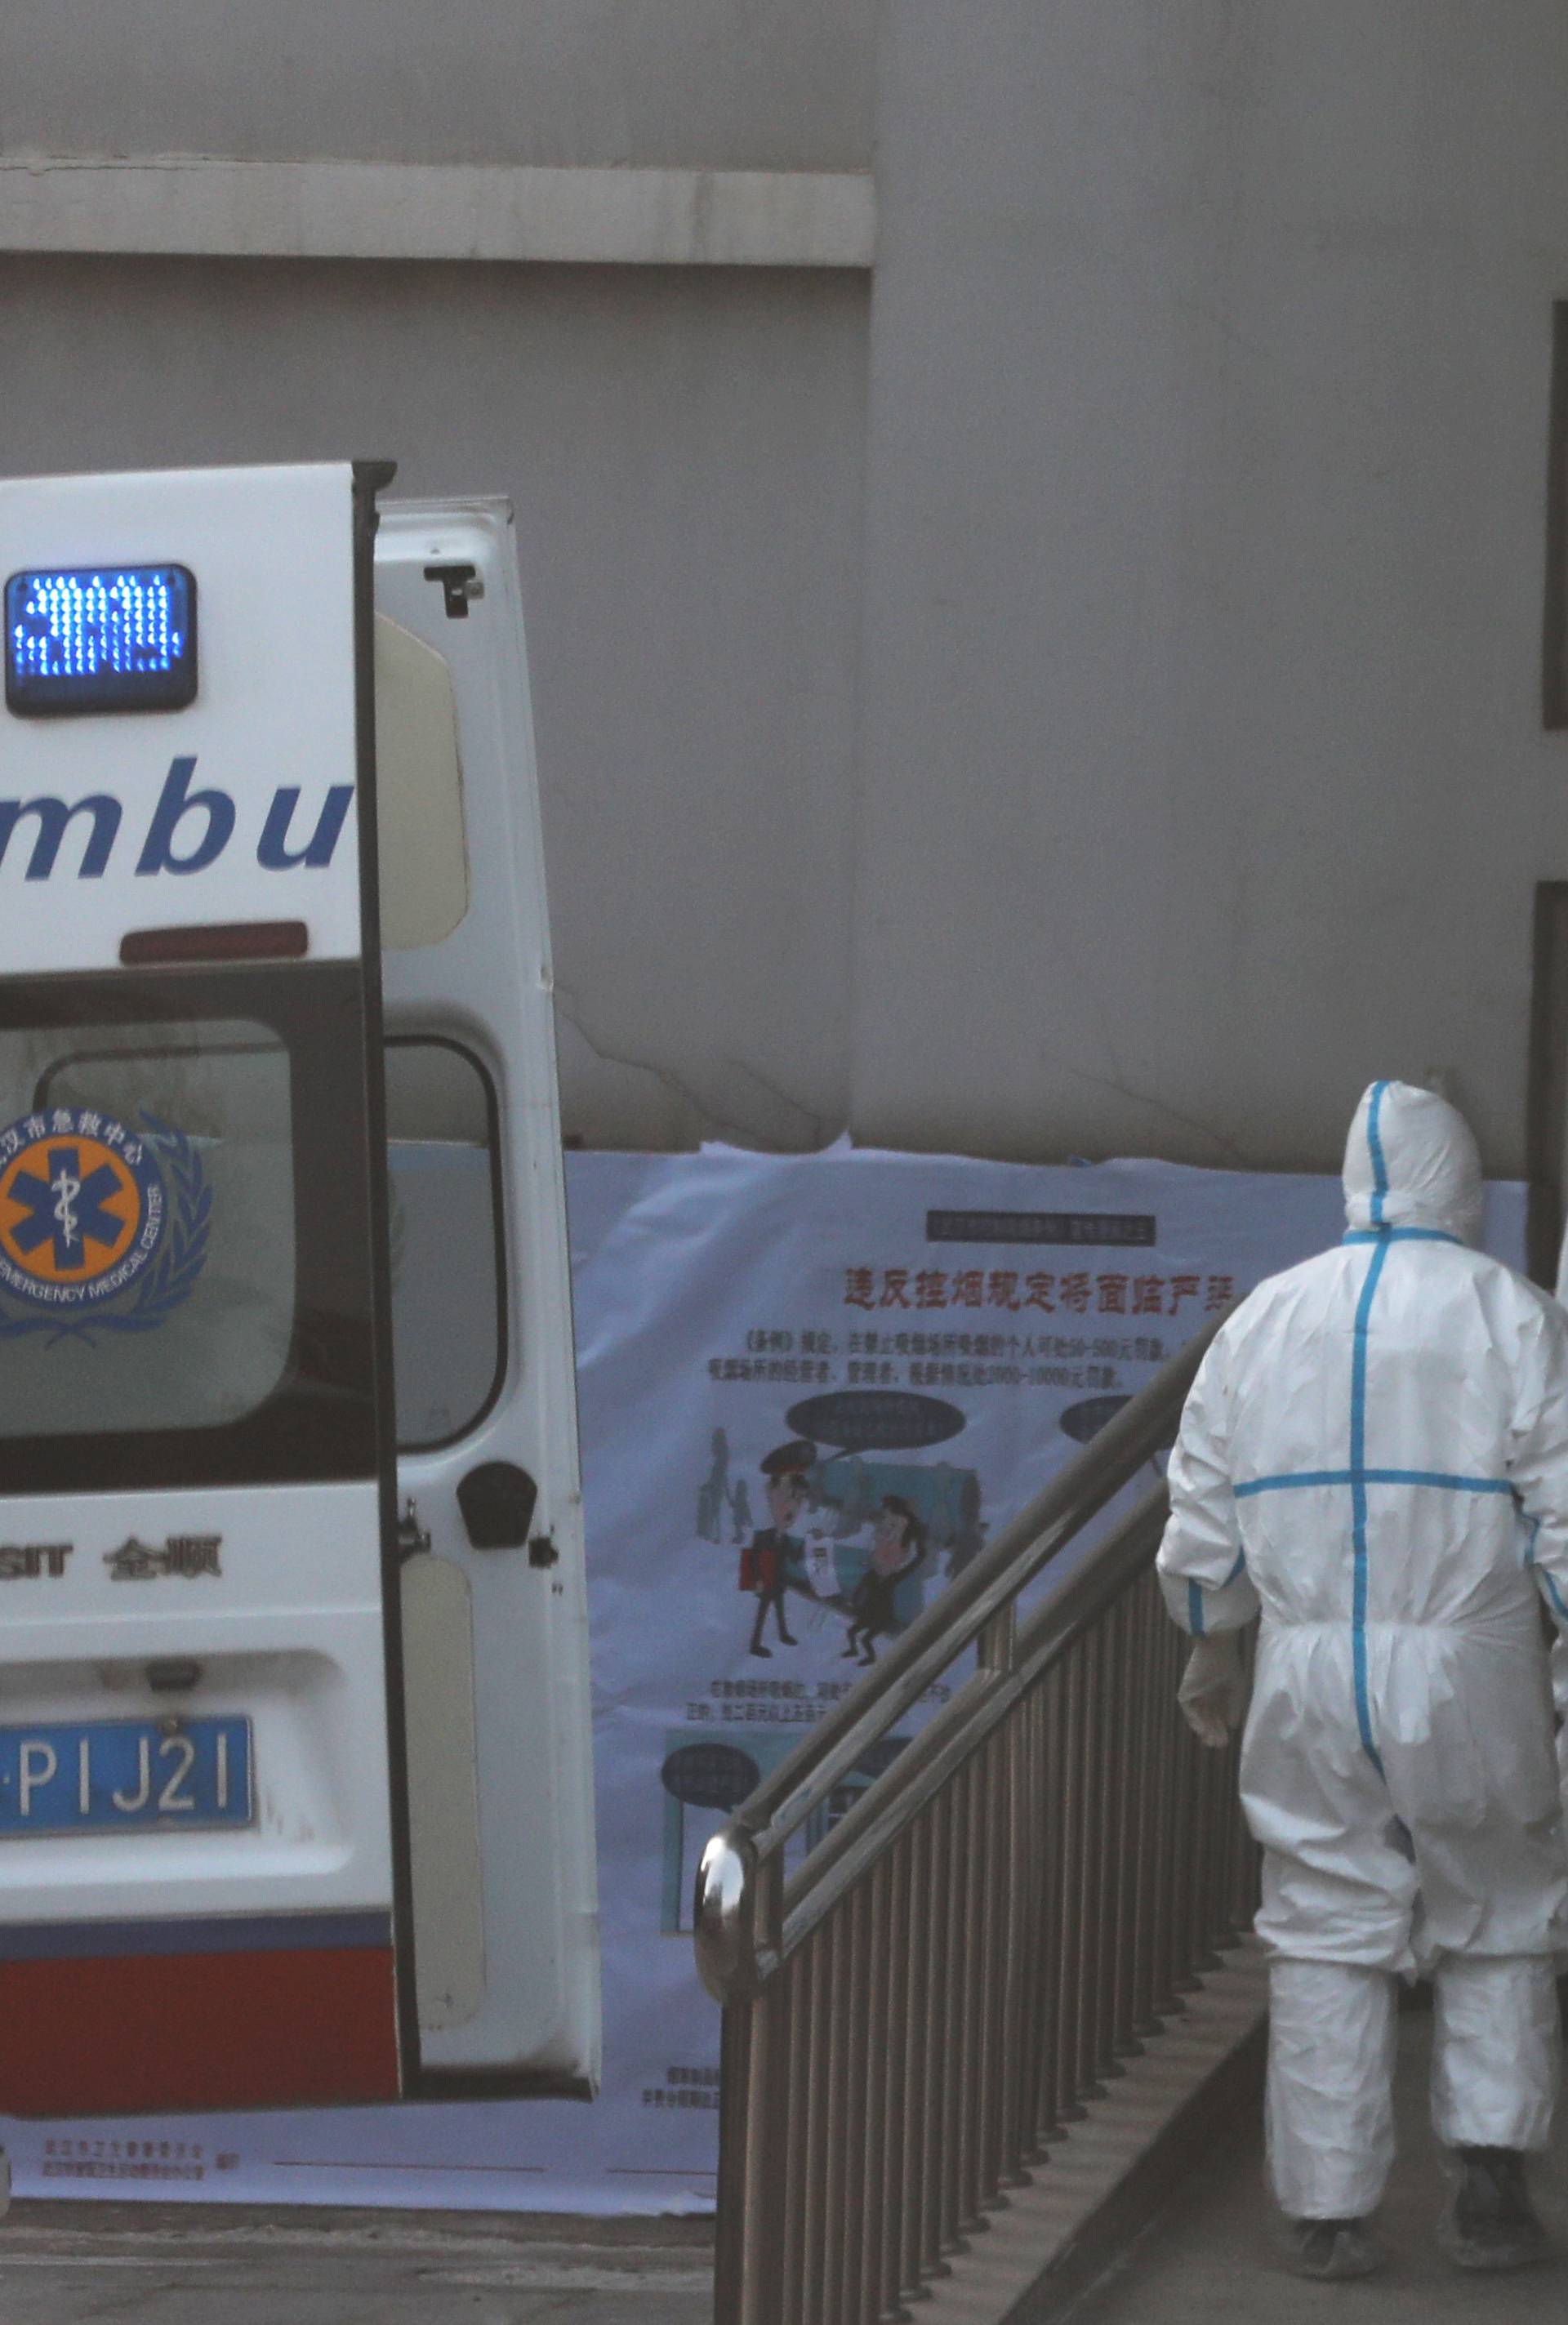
(1102, 1598), (1135, 2062)
(997, 1708), (1030, 2188)
(714, 1998), (753, 2325)
(978, 1602), (1016, 1673)
(1057, 1646), (1090, 2118)
(1034, 1665), (1067, 2142)
(1128, 1581), (1160, 2039)
(1150, 1614), (1185, 2019)
(902, 1807), (934, 2295)
(939, 1775), (969, 2254)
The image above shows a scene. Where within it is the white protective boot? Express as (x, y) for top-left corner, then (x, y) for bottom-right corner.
(1432, 1955), (1559, 2270)
(1267, 1957), (1396, 2276)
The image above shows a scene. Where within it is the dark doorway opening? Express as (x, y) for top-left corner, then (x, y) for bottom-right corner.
(1525, 881), (1568, 1285)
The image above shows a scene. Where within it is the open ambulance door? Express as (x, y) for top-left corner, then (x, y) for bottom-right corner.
(373, 500), (599, 2098)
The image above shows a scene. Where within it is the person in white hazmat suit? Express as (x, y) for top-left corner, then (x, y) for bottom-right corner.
(1549, 1225), (1568, 1781)
(1156, 1080), (1568, 2282)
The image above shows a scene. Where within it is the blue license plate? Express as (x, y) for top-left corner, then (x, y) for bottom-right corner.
(0, 1718), (252, 1835)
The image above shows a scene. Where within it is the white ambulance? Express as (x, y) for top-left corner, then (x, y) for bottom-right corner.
(0, 462), (598, 2116)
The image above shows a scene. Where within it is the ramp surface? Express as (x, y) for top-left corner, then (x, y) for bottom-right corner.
(0, 2205), (712, 2323)
(1067, 2011), (1568, 2322)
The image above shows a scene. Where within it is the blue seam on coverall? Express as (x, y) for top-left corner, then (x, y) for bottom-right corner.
(1366, 1079), (1390, 1227)
(1350, 1240), (1390, 1771)
(1185, 1552), (1246, 1636)
(1188, 1089), (1496, 1691)
(1343, 1229), (1463, 1247)
(1349, 1082), (1392, 1772)
(1524, 1517), (1568, 1625)
(1234, 1469), (1511, 1498)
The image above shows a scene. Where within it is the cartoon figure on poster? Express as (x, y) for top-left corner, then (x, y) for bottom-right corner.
(841, 1494), (926, 1666)
(706, 1388), (989, 1661)
(739, 1438), (817, 1657)
(695, 1429), (753, 1547)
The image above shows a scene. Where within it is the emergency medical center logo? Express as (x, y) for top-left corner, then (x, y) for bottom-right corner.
(0, 1109), (210, 1340)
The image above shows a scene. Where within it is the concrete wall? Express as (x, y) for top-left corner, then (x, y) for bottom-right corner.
(9, 2), (1568, 1176)
(0, 256), (868, 1150)
(853, 1), (1568, 1174)
(0, 0), (876, 171)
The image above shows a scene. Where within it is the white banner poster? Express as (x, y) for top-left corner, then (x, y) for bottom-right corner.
(0, 1142), (1526, 2210)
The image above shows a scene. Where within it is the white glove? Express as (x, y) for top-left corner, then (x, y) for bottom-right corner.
(1178, 1631), (1248, 1748)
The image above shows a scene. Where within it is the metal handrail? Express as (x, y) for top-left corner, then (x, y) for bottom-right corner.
(695, 1313), (1223, 2003)
(694, 1309), (1261, 2325)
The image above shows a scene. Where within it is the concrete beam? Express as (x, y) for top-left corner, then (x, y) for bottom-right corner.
(0, 154), (875, 269)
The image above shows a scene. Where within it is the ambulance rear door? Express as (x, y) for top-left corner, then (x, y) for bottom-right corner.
(0, 461), (411, 2116)
(373, 500), (599, 2096)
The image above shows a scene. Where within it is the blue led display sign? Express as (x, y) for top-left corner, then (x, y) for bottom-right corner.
(5, 564), (198, 716)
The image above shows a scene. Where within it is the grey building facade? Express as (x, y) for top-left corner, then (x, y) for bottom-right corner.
(5, 2), (1568, 1203)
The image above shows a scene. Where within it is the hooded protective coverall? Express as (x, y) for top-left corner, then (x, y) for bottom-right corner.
(1157, 1081), (1568, 2224)
(1550, 1223), (1568, 1781)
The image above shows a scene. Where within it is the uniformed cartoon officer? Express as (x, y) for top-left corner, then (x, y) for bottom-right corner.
(742, 1439), (817, 1658)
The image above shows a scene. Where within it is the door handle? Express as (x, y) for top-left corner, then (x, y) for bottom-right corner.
(457, 1463), (538, 1551)
(396, 1496), (433, 1562)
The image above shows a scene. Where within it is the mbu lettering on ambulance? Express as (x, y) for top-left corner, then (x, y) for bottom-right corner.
(0, 464), (598, 2120)
(0, 754), (354, 888)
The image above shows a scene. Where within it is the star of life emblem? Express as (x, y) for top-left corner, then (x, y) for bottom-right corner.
(0, 1109), (210, 1339)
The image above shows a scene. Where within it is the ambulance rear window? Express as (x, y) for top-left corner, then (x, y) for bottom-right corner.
(0, 1022), (295, 1439)
(0, 964), (380, 1495)
(386, 1039), (505, 1451)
